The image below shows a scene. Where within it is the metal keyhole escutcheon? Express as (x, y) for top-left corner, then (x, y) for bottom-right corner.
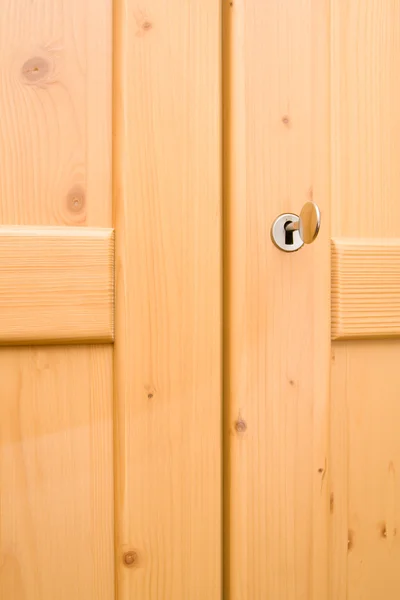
(271, 201), (321, 252)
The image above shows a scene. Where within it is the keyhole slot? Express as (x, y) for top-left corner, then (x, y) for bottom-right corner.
(284, 221), (294, 245)
(271, 212), (304, 252)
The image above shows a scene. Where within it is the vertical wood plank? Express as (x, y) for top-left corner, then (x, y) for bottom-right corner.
(0, 1), (113, 599)
(329, 343), (348, 599)
(113, 1), (222, 598)
(330, 2), (400, 598)
(223, 0), (331, 597)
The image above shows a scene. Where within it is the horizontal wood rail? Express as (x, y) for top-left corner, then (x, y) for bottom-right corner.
(332, 238), (400, 340)
(0, 227), (114, 344)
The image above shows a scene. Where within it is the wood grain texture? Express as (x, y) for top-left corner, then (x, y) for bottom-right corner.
(331, 0), (400, 238)
(330, 2), (400, 598)
(332, 239), (400, 340)
(113, 0), (221, 598)
(0, 227), (114, 344)
(223, 0), (330, 598)
(0, 0), (112, 227)
(331, 342), (400, 600)
(0, 1), (113, 598)
(0, 345), (114, 600)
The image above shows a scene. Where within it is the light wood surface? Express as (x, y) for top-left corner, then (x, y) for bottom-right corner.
(331, 342), (400, 599)
(113, 0), (222, 598)
(223, 0), (330, 597)
(332, 239), (400, 340)
(0, 227), (114, 344)
(0, 0), (114, 598)
(0, 346), (114, 600)
(331, 0), (400, 239)
(330, 2), (400, 598)
(0, 0), (112, 227)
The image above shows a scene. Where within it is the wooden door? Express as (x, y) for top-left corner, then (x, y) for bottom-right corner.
(2, 0), (400, 599)
(0, 1), (221, 599)
(225, 1), (400, 599)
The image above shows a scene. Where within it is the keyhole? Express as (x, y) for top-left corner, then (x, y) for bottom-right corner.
(284, 221), (294, 245)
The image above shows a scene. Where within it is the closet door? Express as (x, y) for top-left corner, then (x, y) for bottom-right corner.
(225, 2), (400, 599)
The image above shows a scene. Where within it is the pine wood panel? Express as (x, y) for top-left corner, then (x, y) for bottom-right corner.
(0, 1), (113, 599)
(223, 0), (330, 597)
(332, 239), (400, 340)
(0, 0), (112, 227)
(330, 2), (400, 598)
(113, 0), (221, 598)
(331, 342), (400, 600)
(0, 227), (114, 344)
(0, 346), (114, 600)
(331, 0), (400, 239)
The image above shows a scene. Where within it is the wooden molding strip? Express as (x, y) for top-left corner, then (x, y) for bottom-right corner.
(0, 226), (114, 344)
(332, 238), (400, 340)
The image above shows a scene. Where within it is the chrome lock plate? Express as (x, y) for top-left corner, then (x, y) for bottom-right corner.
(270, 213), (304, 252)
(271, 202), (321, 252)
